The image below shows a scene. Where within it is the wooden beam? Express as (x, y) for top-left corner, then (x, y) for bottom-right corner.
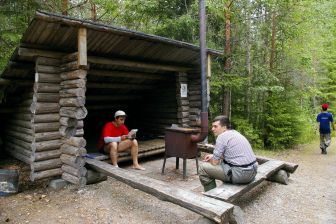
(88, 56), (192, 72)
(85, 158), (241, 224)
(18, 47), (65, 58)
(88, 70), (170, 80)
(78, 27), (87, 68)
(86, 95), (142, 101)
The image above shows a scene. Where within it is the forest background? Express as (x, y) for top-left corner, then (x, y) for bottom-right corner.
(0, 0), (335, 150)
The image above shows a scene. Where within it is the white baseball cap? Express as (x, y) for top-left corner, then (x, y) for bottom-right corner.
(115, 110), (127, 118)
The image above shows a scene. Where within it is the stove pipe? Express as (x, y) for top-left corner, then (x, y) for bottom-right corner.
(191, 0), (208, 142)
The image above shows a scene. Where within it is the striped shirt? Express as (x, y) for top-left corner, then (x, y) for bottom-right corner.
(213, 130), (256, 166)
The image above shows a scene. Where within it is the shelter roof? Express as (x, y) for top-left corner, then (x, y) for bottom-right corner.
(1, 11), (222, 79)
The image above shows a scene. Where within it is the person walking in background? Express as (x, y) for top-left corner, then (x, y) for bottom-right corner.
(316, 103), (335, 154)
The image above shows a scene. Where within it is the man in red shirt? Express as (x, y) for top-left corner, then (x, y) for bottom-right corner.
(98, 110), (145, 170)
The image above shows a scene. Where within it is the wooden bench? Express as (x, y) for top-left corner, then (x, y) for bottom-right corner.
(86, 138), (165, 162)
(86, 158), (245, 224)
(198, 143), (299, 202)
(203, 160), (285, 202)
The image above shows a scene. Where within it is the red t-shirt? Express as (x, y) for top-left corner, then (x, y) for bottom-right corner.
(97, 122), (129, 149)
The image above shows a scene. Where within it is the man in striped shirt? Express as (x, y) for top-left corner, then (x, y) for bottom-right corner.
(199, 115), (258, 192)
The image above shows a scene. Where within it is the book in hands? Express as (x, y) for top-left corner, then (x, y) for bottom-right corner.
(128, 129), (138, 139)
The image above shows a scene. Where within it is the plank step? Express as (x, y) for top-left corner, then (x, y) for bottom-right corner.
(203, 160), (285, 202)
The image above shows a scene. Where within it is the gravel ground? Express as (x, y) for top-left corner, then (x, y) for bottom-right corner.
(0, 139), (335, 224)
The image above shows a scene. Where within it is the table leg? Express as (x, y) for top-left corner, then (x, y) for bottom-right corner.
(183, 158), (187, 179)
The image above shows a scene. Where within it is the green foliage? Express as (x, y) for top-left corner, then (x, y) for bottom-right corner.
(263, 94), (302, 149)
(231, 117), (264, 150)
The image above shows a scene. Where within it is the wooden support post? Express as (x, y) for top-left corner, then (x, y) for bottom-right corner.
(78, 27), (87, 69)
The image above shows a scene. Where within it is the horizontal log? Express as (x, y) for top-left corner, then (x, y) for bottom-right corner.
(4, 135), (32, 150)
(34, 131), (61, 142)
(60, 154), (85, 167)
(61, 69), (87, 80)
(61, 144), (86, 156)
(88, 70), (169, 81)
(12, 113), (32, 121)
(64, 137), (86, 148)
(60, 88), (86, 98)
(32, 139), (62, 152)
(75, 128), (84, 137)
(86, 104), (128, 110)
(33, 149), (62, 161)
(4, 129), (33, 143)
(60, 61), (80, 72)
(256, 156), (298, 173)
(33, 113), (60, 123)
(33, 93), (60, 103)
(18, 47), (64, 59)
(35, 72), (61, 83)
(62, 172), (87, 186)
(30, 102), (60, 114)
(6, 148), (33, 164)
(85, 169), (107, 185)
(77, 120), (83, 129)
(36, 64), (60, 74)
(60, 117), (78, 127)
(86, 95), (142, 101)
(30, 168), (62, 181)
(7, 119), (32, 129)
(60, 107), (88, 119)
(34, 83), (60, 93)
(61, 164), (87, 177)
(5, 141), (32, 157)
(36, 56), (61, 66)
(31, 158), (62, 172)
(59, 125), (77, 138)
(61, 78), (86, 89)
(88, 56), (191, 72)
(268, 170), (289, 185)
(33, 122), (60, 133)
(62, 52), (78, 63)
(87, 82), (152, 90)
(59, 97), (85, 107)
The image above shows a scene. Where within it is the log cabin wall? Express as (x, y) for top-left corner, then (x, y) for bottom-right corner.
(176, 72), (190, 127)
(59, 52), (88, 186)
(3, 89), (35, 165)
(30, 57), (63, 181)
(188, 72), (202, 128)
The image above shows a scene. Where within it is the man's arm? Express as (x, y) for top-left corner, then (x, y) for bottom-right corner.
(203, 154), (220, 165)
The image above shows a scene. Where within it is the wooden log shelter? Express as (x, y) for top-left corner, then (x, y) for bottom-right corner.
(0, 11), (220, 184)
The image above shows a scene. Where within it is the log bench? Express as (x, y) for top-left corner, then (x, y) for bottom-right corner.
(86, 138), (165, 163)
(198, 143), (299, 202)
(85, 158), (245, 224)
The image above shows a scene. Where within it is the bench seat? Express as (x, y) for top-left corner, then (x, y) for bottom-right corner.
(86, 138), (165, 162)
(203, 160), (285, 202)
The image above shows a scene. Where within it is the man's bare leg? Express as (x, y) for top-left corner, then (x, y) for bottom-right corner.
(129, 140), (144, 170)
(104, 142), (119, 166)
(118, 140), (144, 170)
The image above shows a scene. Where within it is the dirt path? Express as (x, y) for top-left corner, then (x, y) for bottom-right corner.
(0, 140), (335, 224)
